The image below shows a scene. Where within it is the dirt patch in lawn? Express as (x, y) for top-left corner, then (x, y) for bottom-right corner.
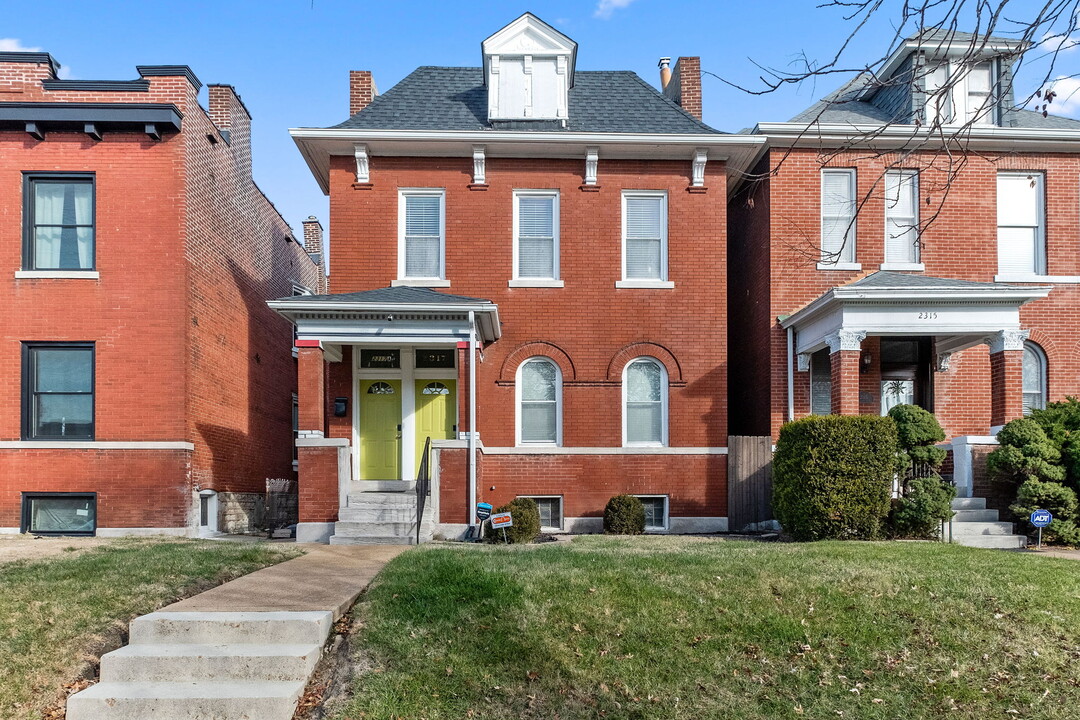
(0, 535), (118, 564)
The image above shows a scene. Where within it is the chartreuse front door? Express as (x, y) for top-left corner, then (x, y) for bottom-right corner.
(359, 379), (401, 480)
(414, 380), (456, 475)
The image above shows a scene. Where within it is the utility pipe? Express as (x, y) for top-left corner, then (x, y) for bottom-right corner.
(468, 310), (477, 528)
(786, 325), (795, 422)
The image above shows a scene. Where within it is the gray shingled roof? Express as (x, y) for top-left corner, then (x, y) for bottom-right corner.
(274, 285), (493, 305)
(332, 67), (722, 134)
(847, 271), (1008, 289)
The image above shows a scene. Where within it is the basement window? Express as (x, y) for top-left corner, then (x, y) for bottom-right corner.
(21, 493), (96, 536)
(634, 495), (668, 531)
(520, 496), (563, 531)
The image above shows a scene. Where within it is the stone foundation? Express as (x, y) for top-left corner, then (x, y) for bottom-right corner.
(218, 492), (266, 534)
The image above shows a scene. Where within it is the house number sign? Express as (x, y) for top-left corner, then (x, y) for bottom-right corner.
(917, 311), (940, 320)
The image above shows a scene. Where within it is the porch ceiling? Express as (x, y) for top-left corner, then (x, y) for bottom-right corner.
(779, 271), (1051, 356)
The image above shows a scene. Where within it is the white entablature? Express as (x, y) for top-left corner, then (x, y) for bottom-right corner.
(482, 13), (577, 122)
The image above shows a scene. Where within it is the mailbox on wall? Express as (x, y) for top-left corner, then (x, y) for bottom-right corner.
(333, 397), (348, 417)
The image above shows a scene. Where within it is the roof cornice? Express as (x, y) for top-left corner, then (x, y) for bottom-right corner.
(753, 122), (1080, 152)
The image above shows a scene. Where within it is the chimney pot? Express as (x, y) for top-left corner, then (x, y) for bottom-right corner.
(658, 57), (672, 89)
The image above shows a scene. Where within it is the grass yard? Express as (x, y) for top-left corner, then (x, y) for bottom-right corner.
(341, 537), (1080, 720)
(0, 537), (299, 720)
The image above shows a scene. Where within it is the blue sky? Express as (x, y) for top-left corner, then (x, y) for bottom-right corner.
(4, 0), (1076, 239)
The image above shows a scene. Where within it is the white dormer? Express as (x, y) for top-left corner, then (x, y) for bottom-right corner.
(483, 13), (577, 121)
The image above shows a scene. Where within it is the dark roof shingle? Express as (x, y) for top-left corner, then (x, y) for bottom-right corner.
(274, 285), (493, 305)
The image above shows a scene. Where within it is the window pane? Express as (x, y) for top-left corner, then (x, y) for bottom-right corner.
(518, 196), (553, 237)
(34, 226), (93, 270)
(967, 62), (991, 93)
(821, 172), (854, 216)
(531, 497), (561, 528)
(997, 175), (1039, 226)
(881, 380), (915, 415)
(885, 220), (918, 263)
(625, 197), (663, 239)
(1023, 346), (1043, 393)
(522, 361), (557, 401)
(885, 172), (915, 217)
(35, 182), (92, 225)
(821, 218), (854, 261)
(405, 196), (441, 236)
(626, 402), (661, 444)
(405, 236), (439, 277)
(28, 496), (95, 533)
(810, 349), (832, 415)
(627, 361), (661, 402)
(625, 239), (661, 279)
(997, 227), (1038, 275)
(521, 403), (556, 442)
(35, 394), (93, 438)
(639, 497), (665, 528)
(35, 349), (92, 392)
(518, 237), (554, 278)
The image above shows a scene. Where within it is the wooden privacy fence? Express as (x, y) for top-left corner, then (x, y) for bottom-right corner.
(728, 435), (774, 532)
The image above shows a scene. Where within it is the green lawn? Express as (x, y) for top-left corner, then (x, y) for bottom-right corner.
(0, 538), (299, 720)
(340, 537), (1080, 720)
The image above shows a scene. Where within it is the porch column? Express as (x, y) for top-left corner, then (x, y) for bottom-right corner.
(295, 341), (337, 543)
(827, 330), (866, 416)
(987, 330), (1028, 431)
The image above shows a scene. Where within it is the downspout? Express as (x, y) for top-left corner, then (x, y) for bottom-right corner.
(786, 325), (795, 423)
(468, 310), (477, 529)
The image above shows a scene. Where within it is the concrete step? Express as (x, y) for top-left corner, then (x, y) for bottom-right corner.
(333, 520), (418, 537)
(953, 509), (1000, 522)
(99, 643), (321, 683)
(129, 611), (332, 647)
(350, 480), (416, 492)
(949, 521), (1017, 536)
(338, 506), (419, 523)
(346, 494), (418, 510)
(67, 680), (305, 720)
(329, 533), (421, 546)
(952, 534), (1028, 549)
(952, 497), (987, 510)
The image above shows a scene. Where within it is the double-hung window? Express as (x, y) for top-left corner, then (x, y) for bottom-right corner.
(997, 172), (1045, 277)
(963, 61), (995, 126)
(820, 169), (857, 268)
(884, 170), (920, 267)
(24, 173), (95, 271)
(620, 191), (670, 287)
(22, 343), (95, 440)
(623, 358), (667, 446)
(517, 358), (561, 445)
(1022, 342), (1048, 415)
(398, 189), (445, 284)
(512, 190), (560, 285)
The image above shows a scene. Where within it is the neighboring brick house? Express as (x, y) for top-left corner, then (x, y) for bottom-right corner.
(0, 52), (324, 536)
(278, 14), (764, 542)
(728, 30), (1080, 500)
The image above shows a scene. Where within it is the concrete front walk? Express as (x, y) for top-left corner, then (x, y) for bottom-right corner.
(68, 543), (405, 719)
(163, 543), (405, 620)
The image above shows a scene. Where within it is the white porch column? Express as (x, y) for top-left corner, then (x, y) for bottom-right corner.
(468, 310), (477, 528)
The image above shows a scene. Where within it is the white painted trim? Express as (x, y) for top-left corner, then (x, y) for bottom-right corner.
(391, 279), (452, 288)
(512, 189), (560, 282)
(0, 440), (194, 450)
(96, 527), (190, 538)
(15, 270), (100, 279)
(509, 279), (564, 288)
(621, 190), (668, 283)
(623, 357), (669, 448)
(197, 489), (219, 537)
(880, 262), (925, 271)
(295, 437), (350, 447)
(354, 143), (369, 183)
(482, 446), (727, 455)
(292, 127), (764, 148)
(515, 357), (563, 447)
(615, 280), (675, 289)
(0, 527), (21, 535)
(989, 424), (1005, 436)
(995, 274), (1080, 283)
(296, 522), (334, 544)
(817, 262), (862, 271)
(397, 188), (446, 284)
(401, 349), (416, 480)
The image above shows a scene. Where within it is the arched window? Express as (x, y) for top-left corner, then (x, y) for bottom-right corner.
(1023, 341), (1047, 415)
(517, 358), (561, 445)
(623, 357), (668, 446)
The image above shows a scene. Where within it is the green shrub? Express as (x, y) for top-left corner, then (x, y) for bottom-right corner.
(1030, 397), (1080, 493)
(604, 495), (645, 535)
(484, 497), (540, 544)
(987, 418), (1065, 486)
(888, 404), (947, 473)
(886, 475), (955, 539)
(1010, 479), (1080, 546)
(773, 415), (897, 541)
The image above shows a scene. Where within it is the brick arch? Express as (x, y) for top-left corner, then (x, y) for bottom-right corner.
(1024, 329), (1057, 358)
(606, 342), (683, 383)
(499, 341), (576, 382)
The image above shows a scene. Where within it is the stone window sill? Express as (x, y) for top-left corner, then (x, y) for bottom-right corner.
(15, 270), (100, 279)
(615, 280), (675, 289)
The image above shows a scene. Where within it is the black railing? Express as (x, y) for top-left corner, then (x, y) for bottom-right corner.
(416, 437), (432, 545)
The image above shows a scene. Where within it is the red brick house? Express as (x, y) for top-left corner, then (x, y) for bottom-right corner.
(728, 30), (1080, 507)
(280, 14), (764, 543)
(0, 52), (324, 536)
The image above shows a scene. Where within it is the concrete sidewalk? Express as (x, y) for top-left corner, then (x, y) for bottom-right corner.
(164, 543), (406, 620)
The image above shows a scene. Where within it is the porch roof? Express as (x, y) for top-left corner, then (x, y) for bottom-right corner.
(779, 271), (1051, 357)
(268, 286), (501, 344)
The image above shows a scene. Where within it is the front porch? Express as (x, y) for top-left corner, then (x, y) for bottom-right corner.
(269, 286), (500, 544)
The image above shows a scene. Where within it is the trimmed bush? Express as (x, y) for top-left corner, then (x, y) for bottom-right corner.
(886, 475), (955, 539)
(1010, 479), (1080, 546)
(987, 418), (1065, 486)
(773, 415), (897, 541)
(888, 404), (947, 473)
(604, 495), (645, 535)
(484, 497), (540, 544)
(1030, 397), (1080, 493)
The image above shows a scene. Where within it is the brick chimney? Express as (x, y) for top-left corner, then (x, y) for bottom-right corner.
(302, 216), (324, 257)
(349, 71), (378, 116)
(662, 56), (702, 120)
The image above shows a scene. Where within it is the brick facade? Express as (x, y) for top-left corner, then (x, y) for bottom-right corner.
(0, 53), (323, 534)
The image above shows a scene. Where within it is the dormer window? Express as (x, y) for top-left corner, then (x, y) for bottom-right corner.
(923, 58), (998, 126)
(482, 13), (577, 122)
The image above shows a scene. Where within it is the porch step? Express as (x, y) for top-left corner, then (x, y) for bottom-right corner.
(129, 611), (332, 646)
(330, 534), (422, 546)
(952, 534), (1028, 549)
(951, 497), (987, 511)
(952, 508), (1000, 522)
(350, 480), (416, 492)
(346, 494), (418, 510)
(67, 680), (306, 720)
(949, 521), (1017, 536)
(333, 520), (418, 537)
(99, 643), (321, 683)
(339, 506), (419, 523)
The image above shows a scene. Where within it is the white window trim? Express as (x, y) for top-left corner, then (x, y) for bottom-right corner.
(994, 275), (1080, 283)
(512, 189), (560, 283)
(515, 357), (563, 447)
(996, 171), (1046, 277)
(880, 262), (926, 272)
(820, 169), (857, 267)
(397, 188), (446, 283)
(621, 190), (669, 284)
(622, 357), (669, 448)
(519, 495), (564, 531)
(884, 169), (920, 266)
(15, 270), (100, 279)
(633, 494), (669, 531)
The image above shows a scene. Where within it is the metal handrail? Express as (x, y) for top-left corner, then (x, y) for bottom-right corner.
(416, 437), (431, 545)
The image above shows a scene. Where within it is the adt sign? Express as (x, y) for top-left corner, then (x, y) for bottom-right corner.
(1031, 509), (1053, 528)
